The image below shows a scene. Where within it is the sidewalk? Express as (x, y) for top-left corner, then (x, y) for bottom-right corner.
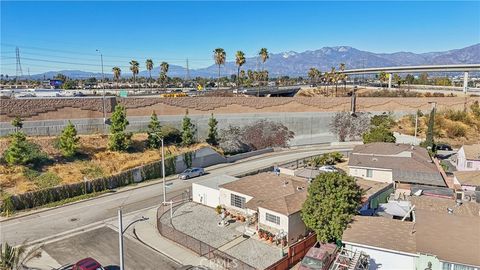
(133, 208), (204, 266)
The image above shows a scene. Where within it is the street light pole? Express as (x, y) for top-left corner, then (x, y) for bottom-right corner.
(96, 49), (106, 133)
(162, 138), (166, 203)
(118, 208), (125, 270)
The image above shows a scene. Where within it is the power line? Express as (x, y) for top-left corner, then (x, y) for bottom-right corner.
(16, 47), (23, 79)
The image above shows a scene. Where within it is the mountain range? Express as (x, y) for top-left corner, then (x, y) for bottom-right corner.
(29, 43), (479, 79)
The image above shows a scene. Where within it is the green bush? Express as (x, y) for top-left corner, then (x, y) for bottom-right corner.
(370, 113), (395, 128)
(35, 172), (62, 189)
(363, 126), (396, 144)
(161, 125), (182, 145)
(444, 109), (469, 123)
(1, 194), (15, 215)
(310, 152), (344, 167)
(3, 132), (49, 166)
(58, 121), (80, 157)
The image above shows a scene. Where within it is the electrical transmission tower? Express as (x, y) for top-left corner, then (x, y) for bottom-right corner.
(185, 58), (190, 81)
(15, 47), (23, 79)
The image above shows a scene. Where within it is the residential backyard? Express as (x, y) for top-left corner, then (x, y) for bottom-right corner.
(159, 202), (284, 269)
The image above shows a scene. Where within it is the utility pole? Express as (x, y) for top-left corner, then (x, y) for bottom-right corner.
(96, 49), (107, 132)
(185, 58), (190, 82)
(414, 111), (418, 145)
(162, 138), (166, 203)
(118, 208), (125, 270)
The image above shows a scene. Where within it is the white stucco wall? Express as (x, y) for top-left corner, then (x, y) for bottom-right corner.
(349, 166), (393, 183)
(456, 147), (480, 171)
(344, 243), (417, 270)
(192, 183), (220, 208)
(258, 207), (289, 232)
(219, 188), (255, 215)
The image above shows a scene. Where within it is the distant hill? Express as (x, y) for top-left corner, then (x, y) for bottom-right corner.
(29, 44), (479, 79)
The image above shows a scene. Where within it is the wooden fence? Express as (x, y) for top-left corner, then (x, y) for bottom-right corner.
(265, 233), (317, 270)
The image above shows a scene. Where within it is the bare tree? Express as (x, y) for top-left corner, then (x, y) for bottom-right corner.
(329, 112), (370, 142)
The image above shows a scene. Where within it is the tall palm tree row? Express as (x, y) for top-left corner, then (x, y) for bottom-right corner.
(145, 59), (154, 84)
(129, 60), (140, 91)
(112, 67), (121, 89)
(160, 62), (169, 91)
(213, 48), (226, 90)
(235, 51), (246, 87)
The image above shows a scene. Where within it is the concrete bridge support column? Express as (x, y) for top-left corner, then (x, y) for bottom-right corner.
(463, 71), (469, 93)
(388, 73), (393, 90)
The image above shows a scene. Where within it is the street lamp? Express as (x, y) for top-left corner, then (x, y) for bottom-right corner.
(117, 208), (149, 270)
(96, 49), (106, 132)
(162, 137), (166, 203)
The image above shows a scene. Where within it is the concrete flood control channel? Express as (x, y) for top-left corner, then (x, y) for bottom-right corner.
(40, 226), (179, 270)
(161, 202), (284, 269)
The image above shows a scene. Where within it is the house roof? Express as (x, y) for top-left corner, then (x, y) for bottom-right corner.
(343, 196), (480, 266)
(220, 172), (308, 215)
(193, 175), (238, 190)
(462, 144), (480, 160)
(342, 216), (417, 254)
(348, 143), (445, 187)
(294, 168), (323, 179)
(415, 209), (480, 267)
(454, 171), (480, 187)
(356, 178), (392, 202)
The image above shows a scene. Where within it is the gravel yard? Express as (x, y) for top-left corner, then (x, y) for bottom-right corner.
(224, 238), (284, 269)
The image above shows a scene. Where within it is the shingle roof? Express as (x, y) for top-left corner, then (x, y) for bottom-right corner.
(343, 196), (480, 266)
(220, 172), (308, 215)
(348, 143), (445, 187)
(342, 216), (417, 254)
(463, 144), (480, 160)
(454, 171), (480, 186)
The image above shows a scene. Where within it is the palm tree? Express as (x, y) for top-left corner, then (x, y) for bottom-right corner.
(0, 242), (25, 270)
(308, 67), (321, 86)
(339, 63), (347, 91)
(145, 59), (154, 85)
(112, 67), (121, 89)
(258, 48), (269, 94)
(129, 60), (139, 91)
(160, 62), (169, 91)
(378, 71), (387, 89)
(235, 51), (246, 87)
(213, 48), (226, 90)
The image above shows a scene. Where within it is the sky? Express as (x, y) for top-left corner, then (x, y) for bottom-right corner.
(1, 1), (479, 75)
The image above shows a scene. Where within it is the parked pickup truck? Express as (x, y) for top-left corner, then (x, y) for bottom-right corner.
(298, 242), (369, 270)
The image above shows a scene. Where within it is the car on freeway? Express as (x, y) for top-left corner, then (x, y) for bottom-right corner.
(72, 258), (104, 270)
(318, 165), (338, 173)
(179, 167), (205, 180)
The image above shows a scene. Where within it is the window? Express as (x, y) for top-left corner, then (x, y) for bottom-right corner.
(442, 262), (476, 270)
(230, 194), (246, 209)
(265, 212), (280, 225)
(366, 169), (373, 178)
(467, 162), (473, 168)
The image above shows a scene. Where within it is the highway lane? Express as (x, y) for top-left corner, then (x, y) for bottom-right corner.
(0, 145), (352, 246)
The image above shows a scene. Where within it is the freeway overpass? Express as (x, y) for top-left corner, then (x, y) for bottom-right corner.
(339, 64), (480, 92)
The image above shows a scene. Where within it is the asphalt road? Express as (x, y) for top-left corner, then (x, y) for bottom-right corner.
(0, 145), (352, 246)
(43, 226), (179, 270)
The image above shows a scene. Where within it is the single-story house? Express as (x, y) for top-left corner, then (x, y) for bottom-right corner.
(456, 144), (480, 171)
(219, 172), (309, 243)
(348, 143), (446, 187)
(343, 196), (480, 270)
(192, 175), (238, 208)
(453, 171), (480, 191)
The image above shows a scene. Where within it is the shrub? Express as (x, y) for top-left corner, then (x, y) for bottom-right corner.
(370, 113), (395, 128)
(58, 121), (80, 157)
(444, 109), (469, 123)
(206, 113), (219, 146)
(219, 125), (252, 155)
(471, 101), (480, 118)
(362, 126), (396, 144)
(161, 125), (182, 145)
(446, 122), (467, 138)
(108, 104), (132, 151)
(80, 162), (105, 179)
(3, 132), (49, 166)
(147, 111), (162, 149)
(35, 172), (62, 189)
(181, 110), (196, 146)
(242, 120), (294, 150)
(310, 152), (343, 166)
(329, 112), (370, 142)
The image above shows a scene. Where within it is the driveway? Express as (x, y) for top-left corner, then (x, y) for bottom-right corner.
(42, 226), (179, 270)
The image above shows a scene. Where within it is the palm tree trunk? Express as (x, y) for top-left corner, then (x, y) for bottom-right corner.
(237, 66), (240, 88)
(217, 65), (220, 91)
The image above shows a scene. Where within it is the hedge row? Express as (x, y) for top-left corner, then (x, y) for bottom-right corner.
(3, 155), (178, 213)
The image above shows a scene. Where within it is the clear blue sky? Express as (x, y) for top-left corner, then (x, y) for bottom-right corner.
(1, 1), (479, 74)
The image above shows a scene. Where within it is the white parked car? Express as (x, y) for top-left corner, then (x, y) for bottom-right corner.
(318, 165), (338, 173)
(178, 167), (205, 180)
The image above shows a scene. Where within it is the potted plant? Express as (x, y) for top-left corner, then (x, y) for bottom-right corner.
(281, 237), (287, 247)
(258, 229), (264, 239)
(263, 232), (269, 240)
(236, 215), (241, 221)
(240, 216), (246, 222)
(269, 235), (274, 243)
(215, 205), (223, 215)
